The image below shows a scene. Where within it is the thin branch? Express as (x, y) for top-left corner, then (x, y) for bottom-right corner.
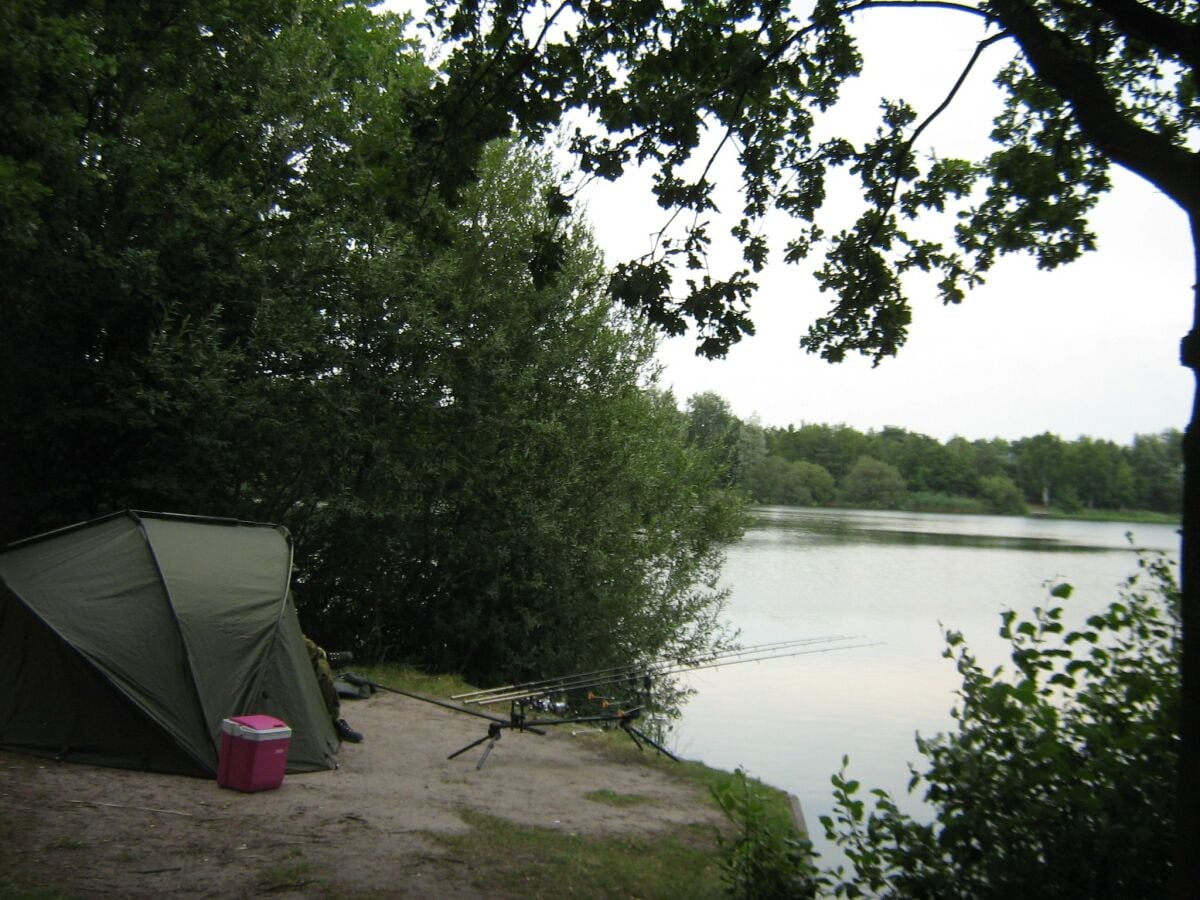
(847, 0), (994, 22)
(869, 31), (1010, 245)
(66, 799), (195, 817)
(896, 31), (1011, 171)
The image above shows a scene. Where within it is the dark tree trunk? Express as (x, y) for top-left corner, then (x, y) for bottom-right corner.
(1173, 212), (1200, 899)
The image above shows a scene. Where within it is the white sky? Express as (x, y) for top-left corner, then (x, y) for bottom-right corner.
(389, 1), (1196, 444)
(628, 168), (1194, 444)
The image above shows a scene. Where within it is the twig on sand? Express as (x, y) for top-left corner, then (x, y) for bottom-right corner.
(66, 799), (194, 817)
(260, 880), (317, 893)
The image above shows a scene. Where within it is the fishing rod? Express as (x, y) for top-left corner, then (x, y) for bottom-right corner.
(341, 635), (878, 769)
(450, 636), (857, 702)
(451, 638), (880, 766)
(468, 637), (877, 707)
(338, 673), (669, 768)
(337, 673), (547, 734)
(466, 638), (866, 706)
(456, 636), (864, 706)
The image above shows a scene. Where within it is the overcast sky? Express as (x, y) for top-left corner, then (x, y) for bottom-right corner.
(607, 167), (1194, 445)
(572, 10), (1195, 445)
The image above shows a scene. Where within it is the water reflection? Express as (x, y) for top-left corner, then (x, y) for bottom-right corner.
(672, 508), (1180, 872)
(752, 506), (1179, 553)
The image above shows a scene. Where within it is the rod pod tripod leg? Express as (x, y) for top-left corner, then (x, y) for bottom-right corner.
(447, 722), (505, 770)
(619, 719), (679, 762)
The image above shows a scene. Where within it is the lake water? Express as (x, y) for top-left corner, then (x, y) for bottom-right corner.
(670, 507), (1182, 865)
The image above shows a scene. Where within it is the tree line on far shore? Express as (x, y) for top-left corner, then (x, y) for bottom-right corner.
(684, 393), (1183, 518)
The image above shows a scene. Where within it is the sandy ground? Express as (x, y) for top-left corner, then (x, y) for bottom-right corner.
(0, 690), (728, 898)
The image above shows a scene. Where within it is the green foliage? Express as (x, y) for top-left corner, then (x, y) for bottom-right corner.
(437, 809), (726, 899)
(819, 554), (1180, 898)
(0, 3), (745, 689)
(284, 142), (747, 683)
(978, 474), (1028, 515)
(686, 392), (746, 488)
(712, 769), (821, 899)
(0, 0), (430, 534)
(743, 457), (837, 507)
(421, 0), (1196, 361)
(902, 492), (989, 515)
(749, 418), (1178, 516)
(840, 457), (907, 510)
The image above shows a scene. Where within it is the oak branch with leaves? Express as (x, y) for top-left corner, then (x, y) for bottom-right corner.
(419, 0), (1198, 892)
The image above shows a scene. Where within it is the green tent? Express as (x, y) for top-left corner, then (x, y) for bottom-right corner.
(0, 511), (338, 776)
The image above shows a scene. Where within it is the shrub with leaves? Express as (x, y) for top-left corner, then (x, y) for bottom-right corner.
(821, 552), (1180, 899)
(713, 768), (823, 899)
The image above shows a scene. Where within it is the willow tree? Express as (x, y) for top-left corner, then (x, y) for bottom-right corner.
(416, 0), (1198, 890)
(291, 141), (746, 683)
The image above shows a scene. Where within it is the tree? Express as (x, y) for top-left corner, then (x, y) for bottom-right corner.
(1016, 431), (1067, 508)
(1130, 429), (1185, 514)
(768, 423), (871, 483)
(734, 418), (771, 490)
(418, 0), (1197, 884)
(0, 3), (745, 692)
(744, 456), (837, 506)
(1065, 436), (1136, 510)
(978, 473), (1028, 515)
(303, 141), (746, 682)
(687, 391), (745, 487)
(0, 0), (433, 537)
(870, 427), (977, 497)
(841, 456), (908, 509)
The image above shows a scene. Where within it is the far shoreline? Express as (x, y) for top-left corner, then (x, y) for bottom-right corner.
(750, 502), (1181, 527)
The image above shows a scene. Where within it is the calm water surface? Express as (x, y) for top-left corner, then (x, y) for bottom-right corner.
(671, 507), (1181, 864)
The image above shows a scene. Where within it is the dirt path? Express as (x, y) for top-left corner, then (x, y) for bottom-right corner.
(1, 691), (727, 898)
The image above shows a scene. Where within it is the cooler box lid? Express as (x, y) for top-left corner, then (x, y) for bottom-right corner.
(221, 715), (292, 741)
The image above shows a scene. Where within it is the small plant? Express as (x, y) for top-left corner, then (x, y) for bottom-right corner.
(257, 859), (320, 893)
(44, 837), (88, 851)
(585, 789), (652, 807)
(711, 768), (823, 899)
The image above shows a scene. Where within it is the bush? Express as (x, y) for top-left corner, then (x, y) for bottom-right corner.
(820, 553), (1180, 898)
(744, 457), (837, 506)
(978, 474), (1028, 515)
(840, 457), (907, 509)
(904, 491), (988, 514)
(713, 769), (821, 899)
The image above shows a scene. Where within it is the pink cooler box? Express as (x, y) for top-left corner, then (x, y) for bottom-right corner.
(217, 715), (292, 792)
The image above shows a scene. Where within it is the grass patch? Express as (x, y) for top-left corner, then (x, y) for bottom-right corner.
(1036, 506), (1181, 525)
(902, 492), (989, 515)
(669, 762), (798, 837)
(257, 859), (322, 894)
(434, 809), (724, 899)
(579, 727), (800, 835)
(585, 788), (653, 808)
(355, 663), (477, 698)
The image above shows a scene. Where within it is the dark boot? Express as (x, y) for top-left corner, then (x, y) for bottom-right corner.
(335, 719), (364, 743)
